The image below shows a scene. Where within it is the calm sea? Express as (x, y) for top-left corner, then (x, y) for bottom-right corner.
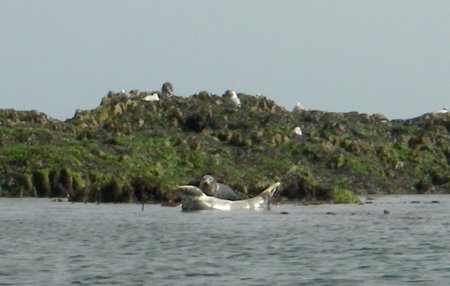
(0, 195), (449, 286)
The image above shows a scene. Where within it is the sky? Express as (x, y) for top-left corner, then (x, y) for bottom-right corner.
(1, 0), (449, 120)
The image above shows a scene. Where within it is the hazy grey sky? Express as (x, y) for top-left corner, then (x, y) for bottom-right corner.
(1, 0), (449, 120)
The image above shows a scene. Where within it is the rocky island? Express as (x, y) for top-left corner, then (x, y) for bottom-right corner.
(0, 90), (448, 204)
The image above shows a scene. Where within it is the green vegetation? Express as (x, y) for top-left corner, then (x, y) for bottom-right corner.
(0, 91), (449, 204)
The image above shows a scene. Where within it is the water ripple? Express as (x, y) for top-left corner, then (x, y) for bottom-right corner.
(0, 196), (449, 285)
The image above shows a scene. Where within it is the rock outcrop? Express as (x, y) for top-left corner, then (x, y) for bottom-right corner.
(0, 90), (449, 203)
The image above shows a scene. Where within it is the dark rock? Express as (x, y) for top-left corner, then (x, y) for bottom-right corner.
(161, 82), (173, 96)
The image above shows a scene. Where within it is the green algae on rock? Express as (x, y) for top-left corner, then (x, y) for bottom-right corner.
(0, 90), (449, 203)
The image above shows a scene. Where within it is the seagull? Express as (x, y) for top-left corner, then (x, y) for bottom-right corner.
(230, 91), (241, 107)
(223, 90), (241, 107)
(372, 113), (389, 123)
(143, 93), (160, 101)
(293, 126), (303, 136)
(293, 102), (303, 112)
(118, 90), (129, 98)
(434, 107), (448, 114)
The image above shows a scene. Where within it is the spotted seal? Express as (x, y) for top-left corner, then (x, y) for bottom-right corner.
(199, 175), (239, 200)
(176, 182), (280, 211)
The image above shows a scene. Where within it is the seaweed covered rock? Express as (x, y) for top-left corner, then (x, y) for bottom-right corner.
(0, 109), (51, 125)
(1, 89), (449, 203)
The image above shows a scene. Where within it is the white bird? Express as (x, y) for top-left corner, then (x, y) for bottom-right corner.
(230, 91), (241, 107)
(293, 126), (303, 136)
(223, 90), (241, 107)
(143, 93), (160, 101)
(372, 113), (389, 123)
(293, 102), (303, 112)
(118, 90), (129, 98)
(434, 107), (448, 114)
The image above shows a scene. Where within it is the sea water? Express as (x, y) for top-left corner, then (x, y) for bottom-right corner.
(0, 195), (449, 286)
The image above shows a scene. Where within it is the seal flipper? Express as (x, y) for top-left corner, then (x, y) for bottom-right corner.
(176, 185), (207, 198)
(258, 182), (281, 199)
(257, 182), (281, 210)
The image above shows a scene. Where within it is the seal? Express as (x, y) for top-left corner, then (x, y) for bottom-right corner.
(199, 175), (240, 200)
(176, 182), (281, 211)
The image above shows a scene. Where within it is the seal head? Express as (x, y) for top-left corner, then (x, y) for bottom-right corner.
(199, 175), (239, 201)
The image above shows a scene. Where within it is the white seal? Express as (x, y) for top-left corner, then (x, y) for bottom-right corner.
(176, 182), (280, 211)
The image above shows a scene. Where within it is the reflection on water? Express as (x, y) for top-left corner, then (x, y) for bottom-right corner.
(0, 195), (449, 285)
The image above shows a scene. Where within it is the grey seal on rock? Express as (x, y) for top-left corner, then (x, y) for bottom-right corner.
(199, 175), (239, 200)
(176, 182), (280, 211)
